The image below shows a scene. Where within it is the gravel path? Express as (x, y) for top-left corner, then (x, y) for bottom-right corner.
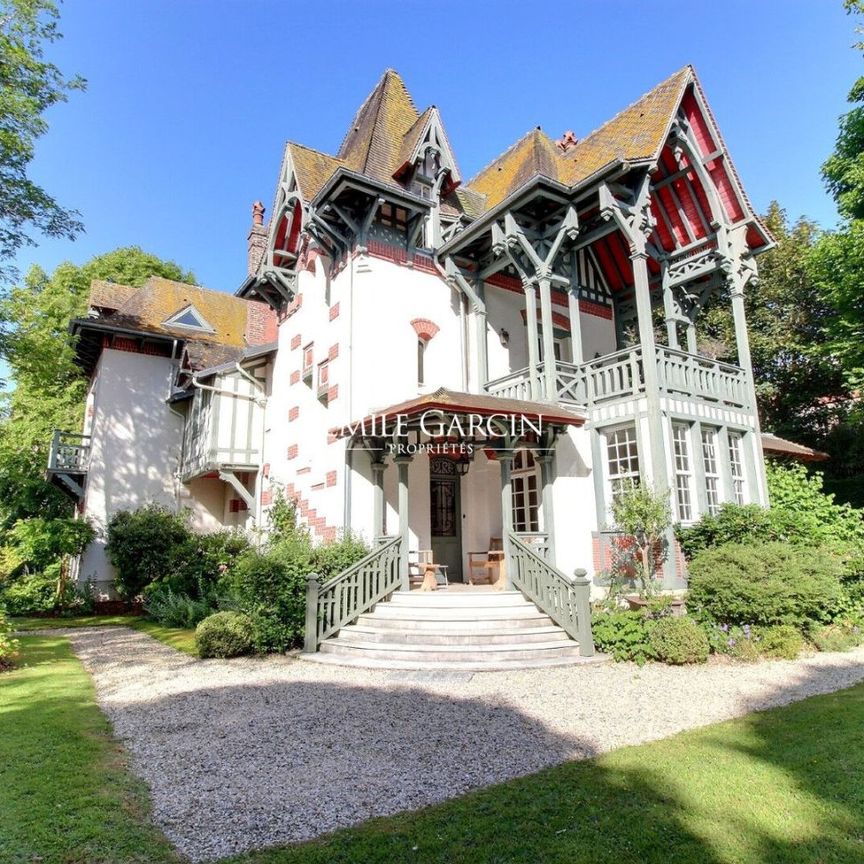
(30, 626), (864, 862)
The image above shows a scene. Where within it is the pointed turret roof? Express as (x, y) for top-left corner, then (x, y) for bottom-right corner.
(337, 69), (421, 183)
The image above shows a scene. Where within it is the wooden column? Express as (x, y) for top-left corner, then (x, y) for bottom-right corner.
(537, 450), (557, 565)
(538, 274), (556, 400)
(395, 455), (412, 590)
(661, 267), (679, 350)
(497, 452), (515, 589)
(524, 280), (540, 400)
(632, 249), (668, 490)
(474, 277), (489, 392)
(371, 459), (386, 540)
(567, 288), (584, 364)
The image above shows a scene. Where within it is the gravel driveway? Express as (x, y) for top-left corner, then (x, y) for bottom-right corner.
(38, 627), (864, 862)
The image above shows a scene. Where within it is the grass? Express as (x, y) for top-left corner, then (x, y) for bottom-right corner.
(2, 637), (864, 864)
(11, 614), (198, 656)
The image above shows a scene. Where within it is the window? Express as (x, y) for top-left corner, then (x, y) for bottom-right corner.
(317, 359), (329, 398)
(379, 203), (408, 231)
(511, 449), (540, 533)
(606, 425), (640, 504)
(672, 422), (694, 522)
(701, 427), (721, 514)
(417, 339), (426, 387)
(302, 343), (314, 382)
(728, 431), (746, 505)
(164, 305), (214, 333)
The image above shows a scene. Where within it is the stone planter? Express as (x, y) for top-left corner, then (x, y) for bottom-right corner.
(625, 595), (686, 617)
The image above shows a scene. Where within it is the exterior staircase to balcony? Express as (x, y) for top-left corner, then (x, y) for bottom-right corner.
(301, 589), (602, 671)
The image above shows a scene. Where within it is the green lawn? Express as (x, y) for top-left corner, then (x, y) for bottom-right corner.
(2, 636), (864, 864)
(11, 614), (198, 656)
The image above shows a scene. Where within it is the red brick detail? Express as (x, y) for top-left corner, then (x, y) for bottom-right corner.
(327, 384), (339, 402)
(325, 470), (337, 488)
(290, 370), (300, 385)
(580, 299), (614, 320)
(290, 334), (302, 350)
(320, 526), (337, 542)
(229, 498), (249, 513)
(329, 302), (340, 321)
(288, 405), (300, 422)
(287, 444), (299, 460)
(327, 431), (340, 444)
(260, 489), (273, 506)
(245, 301), (278, 345)
(410, 318), (440, 342)
(328, 343), (339, 360)
(262, 463), (270, 478)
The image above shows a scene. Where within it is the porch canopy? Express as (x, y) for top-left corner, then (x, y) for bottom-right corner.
(330, 387), (586, 585)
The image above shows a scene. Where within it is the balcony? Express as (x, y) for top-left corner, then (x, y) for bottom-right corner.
(485, 346), (751, 413)
(46, 430), (91, 500)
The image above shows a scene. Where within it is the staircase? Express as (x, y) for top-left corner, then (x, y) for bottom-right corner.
(300, 590), (600, 671)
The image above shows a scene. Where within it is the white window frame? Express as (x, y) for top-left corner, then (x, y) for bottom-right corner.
(728, 431), (746, 505)
(605, 424), (640, 510)
(701, 426), (721, 515)
(511, 449), (540, 533)
(671, 422), (694, 522)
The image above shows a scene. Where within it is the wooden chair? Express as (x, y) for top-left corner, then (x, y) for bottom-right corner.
(467, 538), (504, 586)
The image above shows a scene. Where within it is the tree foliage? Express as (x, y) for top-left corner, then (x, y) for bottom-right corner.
(0, 0), (85, 278)
(0, 247), (193, 529)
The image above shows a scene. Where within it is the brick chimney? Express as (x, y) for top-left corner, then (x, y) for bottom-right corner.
(247, 201), (267, 275)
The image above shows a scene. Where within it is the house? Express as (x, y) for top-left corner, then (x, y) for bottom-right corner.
(49, 66), (810, 663)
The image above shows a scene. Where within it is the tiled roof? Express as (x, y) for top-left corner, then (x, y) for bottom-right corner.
(286, 142), (345, 202)
(88, 279), (138, 311)
(463, 66), (693, 212)
(395, 106), (435, 173)
(761, 433), (829, 462)
(337, 69), (420, 183)
(467, 127), (563, 211)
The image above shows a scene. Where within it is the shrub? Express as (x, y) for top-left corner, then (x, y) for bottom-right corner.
(609, 484), (671, 598)
(703, 622), (763, 661)
(106, 505), (191, 599)
(161, 529), (251, 599)
(221, 531), (370, 653)
(195, 611), (255, 659)
(649, 616), (709, 664)
(677, 504), (778, 559)
(0, 517), (95, 581)
(810, 618), (864, 653)
(591, 609), (654, 664)
(0, 608), (18, 670)
(0, 570), (57, 615)
(759, 624), (805, 660)
(143, 584), (212, 629)
(687, 542), (845, 628)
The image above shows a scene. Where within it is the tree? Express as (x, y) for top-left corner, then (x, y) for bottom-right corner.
(0, 247), (193, 529)
(699, 203), (848, 444)
(0, 1), (85, 279)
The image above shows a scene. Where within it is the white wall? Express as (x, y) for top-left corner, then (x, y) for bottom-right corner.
(79, 349), (184, 592)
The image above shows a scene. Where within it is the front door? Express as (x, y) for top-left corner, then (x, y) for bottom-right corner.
(429, 457), (462, 582)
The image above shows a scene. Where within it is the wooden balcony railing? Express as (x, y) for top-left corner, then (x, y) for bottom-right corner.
(485, 346), (750, 412)
(48, 430), (91, 473)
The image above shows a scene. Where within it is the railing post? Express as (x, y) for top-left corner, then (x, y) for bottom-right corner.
(303, 572), (321, 653)
(571, 568), (595, 657)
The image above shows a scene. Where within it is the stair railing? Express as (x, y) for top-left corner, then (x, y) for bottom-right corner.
(303, 535), (402, 653)
(507, 532), (594, 656)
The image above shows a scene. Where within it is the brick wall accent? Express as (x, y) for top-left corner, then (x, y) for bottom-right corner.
(325, 470), (337, 488)
(260, 489), (272, 506)
(282, 481), (338, 540)
(262, 463), (270, 478)
(290, 370), (300, 385)
(410, 318), (440, 341)
(329, 302), (340, 321)
(328, 343), (339, 360)
(290, 334), (301, 350)
(286, 444), (298, 460)
(245, 301), (278, 345)
(229, 498), (248, 513)
(288, 406), (299, 422)
(327, 384), (339, 402)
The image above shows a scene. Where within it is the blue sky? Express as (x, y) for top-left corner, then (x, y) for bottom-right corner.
(12, 0), (863, 294)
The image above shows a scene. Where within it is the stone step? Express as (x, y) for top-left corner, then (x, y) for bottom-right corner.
(319, 639), (584, 663)
(339, 624), (570, 646)
(355, 612), (555, 631)
(370, 604), (544, 621)
(388, 591), (526, 607)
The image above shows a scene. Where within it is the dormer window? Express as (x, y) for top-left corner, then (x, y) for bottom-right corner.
(164, 305), (215, 333)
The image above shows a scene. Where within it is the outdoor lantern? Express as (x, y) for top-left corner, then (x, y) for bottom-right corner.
(499, 328), (510, 347)
(455, 459), (470, 477)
